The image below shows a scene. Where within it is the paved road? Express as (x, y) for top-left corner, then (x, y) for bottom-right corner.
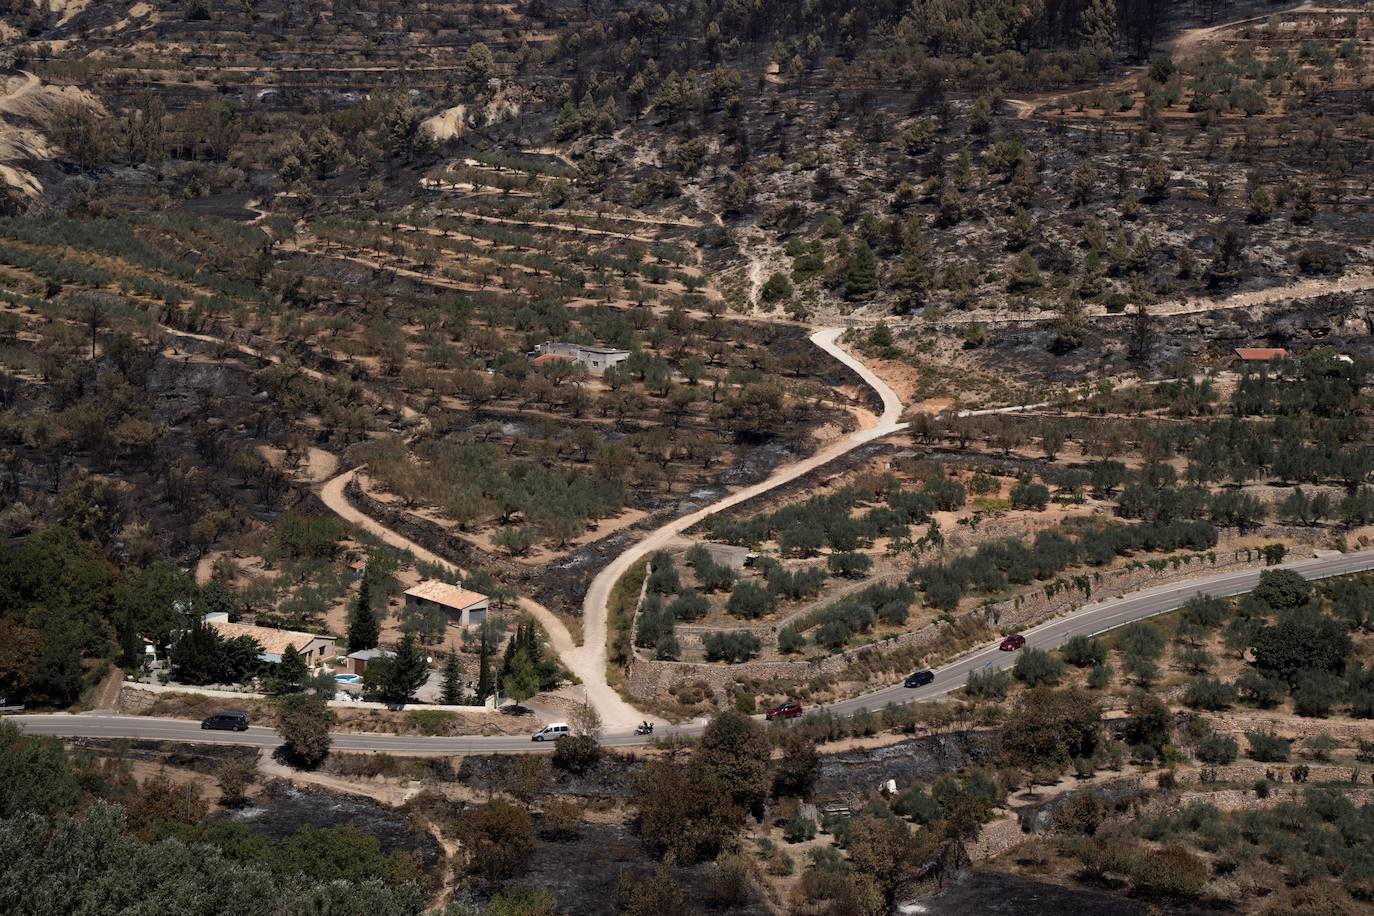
(14, 548), (1374, 754)
(819, 548), (1374, 718)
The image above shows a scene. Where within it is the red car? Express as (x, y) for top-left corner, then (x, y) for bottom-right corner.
(766, 701), (803, 721)
(999, 634), (1026, 651)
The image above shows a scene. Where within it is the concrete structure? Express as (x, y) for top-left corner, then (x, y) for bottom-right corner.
(404, 580), (489, 626)
(535, 341), (630, 372)
(202, 613), (335, 666)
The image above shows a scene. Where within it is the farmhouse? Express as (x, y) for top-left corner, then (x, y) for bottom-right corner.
(202, 613), (336, 665)
(404, 580), (490, 626)
(534, 340), (630, 372)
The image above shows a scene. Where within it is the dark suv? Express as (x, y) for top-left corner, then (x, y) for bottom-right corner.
(201, 711), (250, 732)
(904, 669), (934, 688)
(765, 701), (803, 721)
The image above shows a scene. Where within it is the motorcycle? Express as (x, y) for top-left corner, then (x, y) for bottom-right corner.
(635, 722), (654, 736)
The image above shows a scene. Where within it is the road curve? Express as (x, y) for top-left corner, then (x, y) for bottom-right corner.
(313, 467), (651, 726)
(571, 327), (908, 725)
(14, 547), (1374, 753)
(313, 328), (905, 729)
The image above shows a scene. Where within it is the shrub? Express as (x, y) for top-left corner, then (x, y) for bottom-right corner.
(783, 813), (817, 843)
(893, 786), (941, 824)
(726, 581), (776, 619)
(1062, 635), (1106, 668)
(454, 800), (535, 880)
(965, 667), (1012, 700)
(1009, 479), (1050, 511)
(827, 551), (873, 579)
(667, 589), (709, 621)
(1013, 648), (1064, 687)
(1086, 663), (1112, 689)
(703, 631), (762, 663)
(1129, 845), (1208, 898)
(1196, 734), (1238, 765)
(1294, 669), (1343, 717)
(551, 734), (601, 774)
(1183, 677), (1235, 711)
(646, 552), (680, 594)
(1246, 731), (1292, 763)
(778, 627), (807, 654)
(1236, 669), (1288, 708)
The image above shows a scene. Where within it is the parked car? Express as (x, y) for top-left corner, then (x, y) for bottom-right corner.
(765, 701), (803, 721)
(531, 722), (570, 742)
(999, 634), (1026, 651)
(904, 669), (935, 688)
(201, 711), (249, 731)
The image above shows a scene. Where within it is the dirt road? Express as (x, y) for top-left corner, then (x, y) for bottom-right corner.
(312, 329), (905, 726)
(1006, 0), (1316, 119)
(572, 327), (908, 723)
(317, 467), (648, 727)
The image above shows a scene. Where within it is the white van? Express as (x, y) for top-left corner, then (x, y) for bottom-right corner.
(531, 722), (570, 742)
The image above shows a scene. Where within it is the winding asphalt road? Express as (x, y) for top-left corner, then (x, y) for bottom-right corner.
(15, 548), (1374, 755)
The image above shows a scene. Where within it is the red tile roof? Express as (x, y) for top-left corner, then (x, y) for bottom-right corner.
(1234, 347), (1290, 361)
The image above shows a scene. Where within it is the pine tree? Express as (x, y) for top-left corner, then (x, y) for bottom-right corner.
(502, 649), (540, 708)
(274, 644), (308, 695)
(440, 650), (465, 705)
(346, 574), (380, 653)
(1082, 0), (1118, 61)
(844, 239), (879, 299)
(383, 632), (429, 705)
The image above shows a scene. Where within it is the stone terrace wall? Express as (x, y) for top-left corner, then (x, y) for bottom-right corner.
(627, 549), (1276, 702)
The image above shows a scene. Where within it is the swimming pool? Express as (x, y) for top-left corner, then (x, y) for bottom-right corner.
(334, 673), (362, 684)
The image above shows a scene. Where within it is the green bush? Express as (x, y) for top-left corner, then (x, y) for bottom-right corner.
(1196, 734), (1238, 765)
(965, 668), (1012, 700)
(1013, 648), (1064, 687)
(703, 631), (762, 663)
(1061, 635), (1106, 668)
(551, 734), (601, 774)
(1246, 730), (1292, 763)
(782, 813), (817, 843)
(726, 581), (777, 619)
(1183, 677), (1235, 711)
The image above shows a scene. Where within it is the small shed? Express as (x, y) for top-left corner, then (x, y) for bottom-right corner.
(404, 580), (490, 627)
(347, 647), (394, 676)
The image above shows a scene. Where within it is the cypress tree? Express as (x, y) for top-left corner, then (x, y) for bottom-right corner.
(441, 650), (465, 705)
(346, 574), (381, 653)
(476, 624), (494, 703)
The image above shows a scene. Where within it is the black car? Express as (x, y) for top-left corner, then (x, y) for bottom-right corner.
(201, 711), (250, 731)
(904, 669), (934, 688)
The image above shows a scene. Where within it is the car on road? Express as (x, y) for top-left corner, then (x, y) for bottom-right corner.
(765, 701), (803, 721)
(531, 722), (570, 742)
(201, 711), (249, 731)
(999, 634), (1026, 651)
(904, 669), (935, 688)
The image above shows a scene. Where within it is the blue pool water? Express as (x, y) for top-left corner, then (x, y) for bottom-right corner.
(334, 674), (362, 684)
